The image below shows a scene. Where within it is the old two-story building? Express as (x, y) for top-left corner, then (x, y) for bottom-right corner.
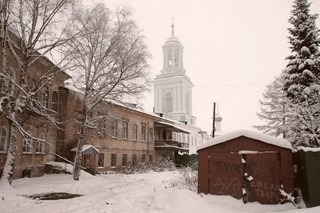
(55, 84), (191, 174)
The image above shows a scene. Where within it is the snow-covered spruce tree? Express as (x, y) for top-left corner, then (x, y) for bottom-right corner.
(254, 75), (289, 138)
(0, 0), (76, 187)
(282, 0), (320, 147)
(63, 4), (151, 180)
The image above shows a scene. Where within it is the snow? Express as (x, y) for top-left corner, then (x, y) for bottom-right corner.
(1, 169), (317, 213)
(296, 146), (320, 152)
(197, 129), (293, 151)
(71, 145), (100, 154)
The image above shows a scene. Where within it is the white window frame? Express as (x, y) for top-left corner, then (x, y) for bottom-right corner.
(22, 135), (32, 154)
(0, 127), (7, 152)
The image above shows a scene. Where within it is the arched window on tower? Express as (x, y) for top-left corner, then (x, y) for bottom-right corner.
(164, 92), (173, 112)
(174, 49), (179, 67)
(167, 50), (172, 67)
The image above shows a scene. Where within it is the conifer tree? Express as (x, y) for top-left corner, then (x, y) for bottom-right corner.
(282, 0), (320, 147)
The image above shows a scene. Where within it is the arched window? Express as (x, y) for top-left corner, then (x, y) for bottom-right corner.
(41, 86), (49, 107)
(164, 92), (173, 112)
(51, 91), (58, 111)
(0, 127), (7, 152)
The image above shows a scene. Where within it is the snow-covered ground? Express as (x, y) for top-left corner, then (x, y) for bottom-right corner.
(0, 166), (319, 213)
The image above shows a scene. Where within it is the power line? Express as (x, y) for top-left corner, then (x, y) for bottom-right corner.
(194, 82), (268, 88)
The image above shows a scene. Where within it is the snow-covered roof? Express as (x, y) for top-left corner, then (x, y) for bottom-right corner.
(197, 129), (293, 151)
(154, 121), (190, 134)
(71, 145), (100, 154)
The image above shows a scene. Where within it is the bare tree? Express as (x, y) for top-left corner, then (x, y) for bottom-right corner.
(0, 0), (76, 187)
(254, 75), (289, 138)
(63, 3), (151, 180)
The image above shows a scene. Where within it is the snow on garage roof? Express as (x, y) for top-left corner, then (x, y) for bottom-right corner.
(197, 129), (292, 151)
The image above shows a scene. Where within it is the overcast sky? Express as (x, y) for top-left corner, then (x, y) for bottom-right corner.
(96, 0), (320, 134)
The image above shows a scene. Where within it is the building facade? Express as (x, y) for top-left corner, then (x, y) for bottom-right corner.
(0, 36), (70, 178)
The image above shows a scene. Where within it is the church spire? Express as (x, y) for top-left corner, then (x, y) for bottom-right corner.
(171, 17), (174, 36)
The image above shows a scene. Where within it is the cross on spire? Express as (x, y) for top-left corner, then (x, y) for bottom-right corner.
(171, 17), (175, 36)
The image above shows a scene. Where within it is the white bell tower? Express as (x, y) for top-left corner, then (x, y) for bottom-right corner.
(154, 23), (196, 125)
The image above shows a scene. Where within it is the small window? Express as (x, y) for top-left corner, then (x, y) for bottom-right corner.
(141, 154), (145, 163)
(122, 121), (128, 139)
(111, 154), (117, 167)
(122, 154), (127, 166)
(132, 154), (137, 166)
(149, 128), (153, 143)
(141, 124), (146, 141)
(35, 134), (45, 153)
(51, 91), (58, 111)
(98, 153), (104, 167)
(155, 129), (160, 141)
(132, 124), (137, 141)
(111, 120), (117, 138)
(41, 86), (49, 107)
(23, 135), (32, 153)
(0, 127), (7, 152)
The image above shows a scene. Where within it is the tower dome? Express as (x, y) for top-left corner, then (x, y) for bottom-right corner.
(163, 23), (183, 47)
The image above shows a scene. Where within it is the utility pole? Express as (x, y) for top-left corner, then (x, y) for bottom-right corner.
(212, 102), (216, 138)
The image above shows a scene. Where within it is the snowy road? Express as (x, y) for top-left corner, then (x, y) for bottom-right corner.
(0, 170), (318, 213)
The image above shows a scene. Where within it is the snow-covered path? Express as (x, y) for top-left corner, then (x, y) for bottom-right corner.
(0, 170), (319, 213)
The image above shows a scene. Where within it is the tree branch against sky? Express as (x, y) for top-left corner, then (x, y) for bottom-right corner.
(0, 0), (77, 187)
(63, 3), (151, 180)
(255, 75), (289, 138)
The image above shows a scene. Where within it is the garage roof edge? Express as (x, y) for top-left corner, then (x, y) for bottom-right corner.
(196, 129), (292, 151)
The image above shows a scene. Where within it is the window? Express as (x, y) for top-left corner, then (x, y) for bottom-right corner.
(149, 155), (153, 162)
(141, 154), (145, 163)
(122, 121), (128, 139)
(111, 119), (117, 137)
(1, 67), (15, 95)
(132, 124), (137, 141)
(0, 127), (7, 152)
(149, 128), (153, 143)
(36, 134), (45, 153)
(132, 154), (137, 166)
(122, 154), (127, 166)
(155, 129), (160, 140)
(41, 86), (49, 107)
(98, 153), (104, 167)
(141, 124), (146, 141)
(164, 92), (173, 112)
(172, 132), (177, 141)
(51, 91), (58, 111)
(23, 135), (32, 153)
(111, 154), (116, 167)
(76, 113), (82, 135)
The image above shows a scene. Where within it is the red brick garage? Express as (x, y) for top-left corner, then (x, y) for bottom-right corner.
(197, 130), (294, 204)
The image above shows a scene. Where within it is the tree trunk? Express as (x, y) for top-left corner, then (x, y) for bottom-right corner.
(73, 120), (86, 180)
(0, 118), (17, 187)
